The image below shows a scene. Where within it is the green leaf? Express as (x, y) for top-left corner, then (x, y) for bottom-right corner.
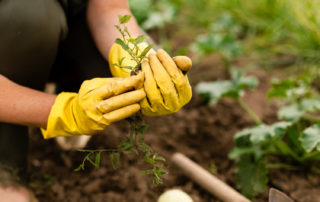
(130, 148), (139, 155)
(300, 124), (320, 152)
(195, 68), (258, 105)
(120, 141), (132, 151)
(141, 169), (154, 175)
(286, 124), (305, 154)
(118, 57), (125, 66)
(267, 77), (312, 100)
(272, 121), (294, 139)
(229, 145), (264, 160)
(191, 32), (243, 58)
(144, 157), (155, 164)
(278, 104), (303, 121)
(234, 121), (292, 145)
(128, 0), (153, 24)
(155, 155), (166, 162)
(139, 143), (151, 153)
(300, 98), (320, 112)
(267, 79), (297, 98)
(115, 38), (129, 50)
(236, 154), (268, 199)
(139, 44), (154, 59)
(195, 80), (234, 105)
(229, 68), (258, 90)
(118, 15), (131, 24)
(135, 35), (147, 44)
(154, 170), (167, 176)
(141, 5), (176, 30)
(277, 98), (320, 121)
(128, 38), (136, 44)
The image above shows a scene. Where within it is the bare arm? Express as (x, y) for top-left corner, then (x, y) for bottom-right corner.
(0, 75), (56, 128)
(87, 0), (142, 60)
(0, 1), (140, 129)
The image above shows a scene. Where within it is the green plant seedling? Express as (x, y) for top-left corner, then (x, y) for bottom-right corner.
(196, 70), (320, 199)
(74, 15), (167, 186)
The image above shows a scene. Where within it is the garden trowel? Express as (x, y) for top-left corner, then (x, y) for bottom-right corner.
(269, 188), (294, 202)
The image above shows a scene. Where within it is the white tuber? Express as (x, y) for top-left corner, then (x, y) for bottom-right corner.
(157, 189), (193, 202)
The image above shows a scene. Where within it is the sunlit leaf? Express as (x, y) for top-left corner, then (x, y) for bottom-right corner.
(278, 104), (303, 121)
(267, 79), (297, 98)
(300, 98), (320, 112)
(118, 15), (131, 24)
(300, 124), (320, 152)
(115, 38), (129, 50)
(136, 35), (147, 44)
(139, 44), (153, 58)
(195, 68), (258, 105)
(267, 76), (313, 100)
(235, 121), (292, 145)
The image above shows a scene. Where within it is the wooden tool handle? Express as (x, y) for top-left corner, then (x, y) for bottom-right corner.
(171, 153), (251, 202)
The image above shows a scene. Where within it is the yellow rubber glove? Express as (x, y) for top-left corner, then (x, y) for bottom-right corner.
(109, 42), (192, 116)
(41, 73), (145, 139)
(140, 49), (192, 116)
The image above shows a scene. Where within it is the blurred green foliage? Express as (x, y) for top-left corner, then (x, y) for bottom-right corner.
(129, 0), (179, 30)
(196, 68), (258, 105)
(128, 0), (320, 199)
(129, 0), (320, 68)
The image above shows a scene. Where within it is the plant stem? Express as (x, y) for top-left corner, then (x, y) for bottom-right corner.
(237, 98), (263, 125)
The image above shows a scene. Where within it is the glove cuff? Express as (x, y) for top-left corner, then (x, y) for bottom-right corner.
(41, 92), (78, 139)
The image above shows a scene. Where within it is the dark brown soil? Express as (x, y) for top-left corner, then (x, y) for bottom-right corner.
(28, 56), (320, 202)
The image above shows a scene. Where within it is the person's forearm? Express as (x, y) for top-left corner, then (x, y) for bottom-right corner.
(0, 75), (56, 128)
(87, 0), (142, 60)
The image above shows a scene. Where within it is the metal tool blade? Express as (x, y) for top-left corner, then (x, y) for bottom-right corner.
(269, 188), (294, 202)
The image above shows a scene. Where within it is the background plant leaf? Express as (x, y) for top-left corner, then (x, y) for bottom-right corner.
(235, 154), (268, 199)
(234, 121), (292, 145)
(278, 104), (303, 121)
(300, 124), (320, 152)
(195, 68), (258, 105)
(300, 98), (320, 112)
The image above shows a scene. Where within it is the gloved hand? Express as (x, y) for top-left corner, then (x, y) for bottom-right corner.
(41, 73), (145, 139)
(109, 42), (192, 116)
(140, 49), (192, 116)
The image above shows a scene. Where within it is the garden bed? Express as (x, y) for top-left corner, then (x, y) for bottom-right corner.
(28, 57), (320, 202)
